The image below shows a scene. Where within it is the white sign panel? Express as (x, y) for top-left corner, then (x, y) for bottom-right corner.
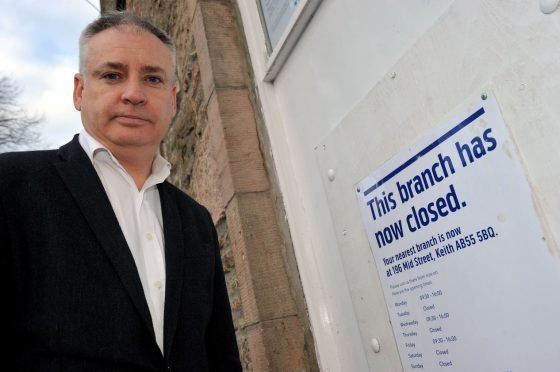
(356, 93), (560, 371)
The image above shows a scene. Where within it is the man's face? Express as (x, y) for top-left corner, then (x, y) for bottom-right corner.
(73, 26), (177, 154)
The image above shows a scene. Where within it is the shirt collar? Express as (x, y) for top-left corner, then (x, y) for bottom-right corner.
(78, 128), (104, 163)
(78, 129), (171, 185)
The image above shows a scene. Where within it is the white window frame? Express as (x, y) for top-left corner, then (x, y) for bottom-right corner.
(256, 0), (322, 82)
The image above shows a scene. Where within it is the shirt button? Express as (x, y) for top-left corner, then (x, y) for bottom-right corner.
(154, 280), (163, 290)
(146, 232), (153, 241)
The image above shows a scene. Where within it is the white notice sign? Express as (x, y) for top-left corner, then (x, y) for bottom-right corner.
(356, 93), (560, 371)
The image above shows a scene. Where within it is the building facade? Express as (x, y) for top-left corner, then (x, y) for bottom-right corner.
(102, 1), (560, 370)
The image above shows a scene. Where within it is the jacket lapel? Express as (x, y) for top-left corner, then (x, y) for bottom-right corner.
(54, 136), (156, 342)
(158, 182), (185, 358)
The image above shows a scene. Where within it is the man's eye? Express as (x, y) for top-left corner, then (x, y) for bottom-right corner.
(101, 72), (121, 81)
(146, 76), (163, 84)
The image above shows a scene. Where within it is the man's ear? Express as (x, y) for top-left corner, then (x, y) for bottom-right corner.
(73, 73), (84, 111)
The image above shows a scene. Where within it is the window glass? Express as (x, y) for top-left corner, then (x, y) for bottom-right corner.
(258, 0), (301, 52)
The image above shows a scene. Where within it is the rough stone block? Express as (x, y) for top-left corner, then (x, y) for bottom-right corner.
(192, 1), (247, 97)
(245, 317), (307, 372)
(190, 121), (226, 223)
(226, 192), (297, 326)
(207, 88), (269, 205)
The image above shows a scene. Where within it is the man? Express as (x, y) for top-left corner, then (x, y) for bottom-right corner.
(0, 11), (241, 371)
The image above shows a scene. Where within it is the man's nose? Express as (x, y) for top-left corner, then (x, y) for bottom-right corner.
(121, 79), (147, 105)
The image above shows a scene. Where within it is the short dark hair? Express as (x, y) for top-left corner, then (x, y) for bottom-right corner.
(79, 11), (176, 78)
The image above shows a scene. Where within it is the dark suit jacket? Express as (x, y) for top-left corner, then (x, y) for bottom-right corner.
(0, 136), (241, 371)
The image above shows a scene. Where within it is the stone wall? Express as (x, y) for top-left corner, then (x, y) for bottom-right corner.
(100, 1), (318, 370)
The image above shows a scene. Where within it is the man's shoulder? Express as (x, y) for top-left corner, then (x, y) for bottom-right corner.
(159, 181), (213, 222)
(0, 148), (59, 160)
(0, 149), (59, 174)
(0, 149), (61, 196)
(160, 181), (206, 210)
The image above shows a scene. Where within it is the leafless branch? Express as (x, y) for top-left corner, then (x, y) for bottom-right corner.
(0, 76), (42, 153)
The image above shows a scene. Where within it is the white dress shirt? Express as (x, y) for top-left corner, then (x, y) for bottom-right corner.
(79, 130), (170, 353)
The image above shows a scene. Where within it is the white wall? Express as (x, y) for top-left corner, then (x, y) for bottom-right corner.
(238, 0), (560, 370)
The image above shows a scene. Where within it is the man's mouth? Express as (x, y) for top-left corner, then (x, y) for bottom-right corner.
(114, 114), (150, 125)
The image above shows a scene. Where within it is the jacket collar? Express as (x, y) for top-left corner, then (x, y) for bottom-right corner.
(158, 182), (185, 359)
